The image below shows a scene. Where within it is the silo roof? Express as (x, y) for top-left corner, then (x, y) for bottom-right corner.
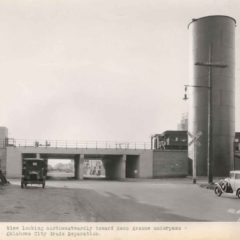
(188, 15), (236, 29)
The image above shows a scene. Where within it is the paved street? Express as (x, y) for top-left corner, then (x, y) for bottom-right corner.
(0, 178), (240, 222)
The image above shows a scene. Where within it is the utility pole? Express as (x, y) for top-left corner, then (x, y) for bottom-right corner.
(195, 43), (227, 184)
(188, 131), (202, 184)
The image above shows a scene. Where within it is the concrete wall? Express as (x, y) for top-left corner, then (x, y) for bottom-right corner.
(0, 127), (8, 174)
(153, 150), (188, 177)
(6, 147), (22, 178)
(138, 150), (153, 178)
(0, 149), (7, 174)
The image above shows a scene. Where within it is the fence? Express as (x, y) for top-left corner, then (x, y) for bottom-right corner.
(3, 138), (151, 150)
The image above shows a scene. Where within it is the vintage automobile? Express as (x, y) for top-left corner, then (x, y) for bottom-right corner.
(21, 158), (47, 188)
(214, 170), (240, 198)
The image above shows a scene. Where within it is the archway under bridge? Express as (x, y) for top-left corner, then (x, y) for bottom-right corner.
(47, 159), (74, 179)
(22, 153), (140, 180)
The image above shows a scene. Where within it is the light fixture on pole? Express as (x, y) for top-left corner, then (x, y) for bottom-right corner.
(183, 86), (188, 100)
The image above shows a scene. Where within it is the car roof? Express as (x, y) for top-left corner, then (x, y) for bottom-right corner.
(230, 170), (240, 174)
(23, 158), (44, 161)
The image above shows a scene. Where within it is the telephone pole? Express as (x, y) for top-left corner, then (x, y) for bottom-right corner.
(195, 44), (227, 184)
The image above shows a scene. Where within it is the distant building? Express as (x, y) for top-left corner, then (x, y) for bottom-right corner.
(152, 130), (240, 153)
(151, 130), (188, 150)
(177, 113), (188, 131)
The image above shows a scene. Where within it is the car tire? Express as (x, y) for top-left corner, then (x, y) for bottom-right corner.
(214, 186), (222, 197)
(236, 189), (240, 199)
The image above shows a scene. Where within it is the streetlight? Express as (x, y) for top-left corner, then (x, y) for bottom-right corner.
(184, 44), (227, 184)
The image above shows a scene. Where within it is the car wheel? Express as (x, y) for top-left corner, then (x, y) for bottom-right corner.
(214, 186), (222, 197)
(236, 189), (240, 199)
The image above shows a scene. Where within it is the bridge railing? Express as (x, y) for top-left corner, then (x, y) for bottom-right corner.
(5, 138), (151, 150)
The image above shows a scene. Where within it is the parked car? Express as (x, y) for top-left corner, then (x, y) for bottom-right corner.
(214, 170), (240, 198)
(21, 158), (47, 188)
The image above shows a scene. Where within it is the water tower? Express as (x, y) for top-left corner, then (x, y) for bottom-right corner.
(188, 16), (236, 177)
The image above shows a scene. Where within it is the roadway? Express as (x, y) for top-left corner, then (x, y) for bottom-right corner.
(0, 178), (240, 222)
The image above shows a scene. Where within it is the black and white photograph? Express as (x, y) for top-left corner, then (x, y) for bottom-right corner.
(0, 0), (240, 239)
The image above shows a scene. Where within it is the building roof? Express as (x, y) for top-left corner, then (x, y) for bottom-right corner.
(152, 131), (187, 137)
(188, 15), (236, 29)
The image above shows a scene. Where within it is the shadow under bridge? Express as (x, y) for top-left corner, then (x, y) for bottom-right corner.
(24, 153), (140, 180)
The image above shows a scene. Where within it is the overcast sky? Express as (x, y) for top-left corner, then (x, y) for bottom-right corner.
(0, 0), (239, 142)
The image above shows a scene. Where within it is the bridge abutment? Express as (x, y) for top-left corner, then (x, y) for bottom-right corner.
(0, 127), (8, 176)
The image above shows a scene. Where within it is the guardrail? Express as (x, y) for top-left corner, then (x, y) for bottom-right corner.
(2, 138), (151, 150)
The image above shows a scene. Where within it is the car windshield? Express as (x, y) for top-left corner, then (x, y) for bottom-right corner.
(230, 173), (235, 179)
(235, 174), (240, 179)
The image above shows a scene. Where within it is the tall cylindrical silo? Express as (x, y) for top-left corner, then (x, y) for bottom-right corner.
(188, 16), (236, 177)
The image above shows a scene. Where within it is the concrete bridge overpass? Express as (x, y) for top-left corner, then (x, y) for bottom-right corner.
(5, 139), (153, 180)
(0, 127), (191, 180)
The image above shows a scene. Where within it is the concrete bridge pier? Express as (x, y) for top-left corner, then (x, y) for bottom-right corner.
(119, 154), (126, 179)
(74, 154), (84, 180)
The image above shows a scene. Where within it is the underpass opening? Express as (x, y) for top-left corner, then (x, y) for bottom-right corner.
(47, 159), (74, 180)
(126, 155), (139, 178)
(102, 155), (126, 180)
(83, 159), (106, 179)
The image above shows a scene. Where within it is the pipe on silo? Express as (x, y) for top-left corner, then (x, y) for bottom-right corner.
(188, 16), (236, 177)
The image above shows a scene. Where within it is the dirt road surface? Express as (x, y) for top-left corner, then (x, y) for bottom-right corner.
(1, 179), (240, 222)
